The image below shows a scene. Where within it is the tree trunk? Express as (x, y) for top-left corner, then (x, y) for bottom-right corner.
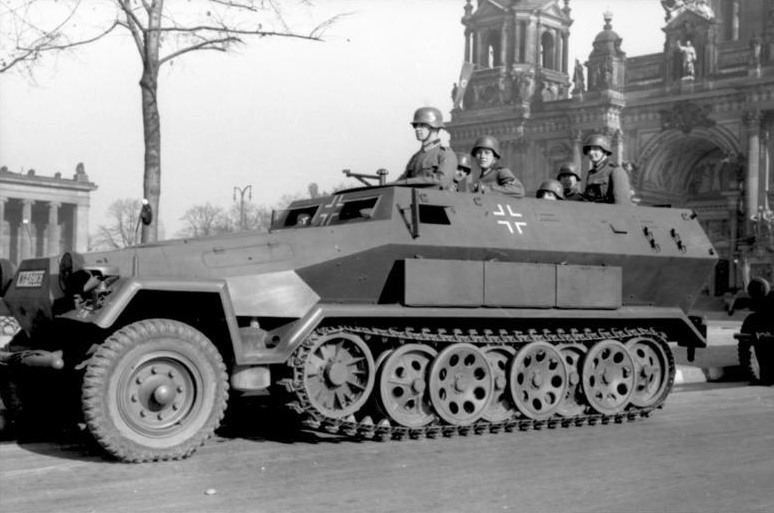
(139, 68), (161, 243)
(140, 2), (164, 244)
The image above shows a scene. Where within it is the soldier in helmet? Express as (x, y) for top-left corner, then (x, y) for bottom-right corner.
(446, 152), (474, 192)
(557, 162), (586, 201)
(469, 135), (525, 198)
(393, 107), (456, 189)
(582, 133), (632, 205)
(536, 179), (565, 200)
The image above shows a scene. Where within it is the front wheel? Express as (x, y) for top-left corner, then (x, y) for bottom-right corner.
(82, 319), (228, 462)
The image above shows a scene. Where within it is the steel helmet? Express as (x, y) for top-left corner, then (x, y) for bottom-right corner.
(583, 133), (612, 155)
(537, 179), (565, 199)
(456, 152), (473, 172)
(557, 161), (581, 181)
(471, 135), (501, 159)
(411, 107), (445, 129)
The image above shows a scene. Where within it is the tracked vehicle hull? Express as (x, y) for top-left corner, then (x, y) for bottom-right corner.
(0, 186), (716, 461)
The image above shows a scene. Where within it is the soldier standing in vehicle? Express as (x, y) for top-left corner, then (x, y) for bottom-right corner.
(582, 133), (632, 205)
(393, 107), (456, 189)
(536, 179), (565, 200)
(470, 135), (525, 198)
(557, 162), (586, 201)
(446, 152), (474, 192)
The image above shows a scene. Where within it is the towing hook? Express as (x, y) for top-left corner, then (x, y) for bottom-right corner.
(0, 349), (65, 370)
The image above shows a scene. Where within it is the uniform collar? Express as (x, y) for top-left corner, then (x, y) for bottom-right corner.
(590, 156), (609, 171)
(422, 138), (441, 151)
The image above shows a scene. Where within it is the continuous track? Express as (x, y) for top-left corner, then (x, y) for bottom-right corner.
(279, 324), (676, 441)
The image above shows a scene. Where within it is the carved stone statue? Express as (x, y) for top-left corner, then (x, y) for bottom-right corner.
(573, 58), (585, 93)
(677, 40), (697, 78)
(750, 33), (762, 68)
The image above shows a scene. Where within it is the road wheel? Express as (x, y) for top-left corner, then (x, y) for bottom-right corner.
(582, 339), (635, 415)
(82, 319), (228, 462)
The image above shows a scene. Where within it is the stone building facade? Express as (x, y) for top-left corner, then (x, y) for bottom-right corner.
(0, 164), (97, 266)
(448, 0), (774, 297)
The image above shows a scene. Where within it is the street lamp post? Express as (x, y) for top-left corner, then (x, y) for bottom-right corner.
(233, 185), (252, 231)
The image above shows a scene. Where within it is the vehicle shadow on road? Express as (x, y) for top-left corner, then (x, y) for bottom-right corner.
(0, 395), (355, 463)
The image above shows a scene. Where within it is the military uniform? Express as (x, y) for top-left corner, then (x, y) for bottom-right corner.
(472, 166), (525, 198)
(564, 187), (587, 202)
(395, 139), (456, 189)
(445, 178), (470, 193)
(583, 159), (631, 205)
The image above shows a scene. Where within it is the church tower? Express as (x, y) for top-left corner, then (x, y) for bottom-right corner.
(449, 1), (574, 193)
(454, 0), (573, 115)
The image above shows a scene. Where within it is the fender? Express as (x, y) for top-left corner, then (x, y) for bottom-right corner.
(246, 303), (708, 365)
(59, 277), (242, 360)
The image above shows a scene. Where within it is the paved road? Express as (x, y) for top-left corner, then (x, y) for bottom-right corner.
(1, 383), (772, 513)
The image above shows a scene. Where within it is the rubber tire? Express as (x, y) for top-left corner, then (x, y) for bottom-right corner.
(82, 319), (228, 462)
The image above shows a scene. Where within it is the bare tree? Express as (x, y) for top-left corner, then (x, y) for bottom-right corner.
(178, 202), (229, 238)
(1, 1), (343, 243)
(92, 198), (142, 250)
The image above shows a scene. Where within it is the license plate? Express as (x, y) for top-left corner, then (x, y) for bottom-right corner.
(16, 270), (46, 288)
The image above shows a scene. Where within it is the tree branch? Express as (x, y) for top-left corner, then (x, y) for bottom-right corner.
(116, 0), (147, 59)
(159, 36), (241, 65)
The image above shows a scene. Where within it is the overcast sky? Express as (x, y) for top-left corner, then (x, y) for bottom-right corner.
(0, 0), (664, 237)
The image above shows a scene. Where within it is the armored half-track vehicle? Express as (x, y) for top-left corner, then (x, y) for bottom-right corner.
(0, 185), (717, 462)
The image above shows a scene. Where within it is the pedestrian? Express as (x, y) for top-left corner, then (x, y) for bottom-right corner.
(470, 135), (525, 197)
(393, 107), (456, 189)
(582, 133), (632, 205)
(536, 179), (565, 200)
(446, 152), (474, 192)
(557, 162), (585, 201)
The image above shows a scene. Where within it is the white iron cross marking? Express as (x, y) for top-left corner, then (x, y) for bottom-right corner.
(493, 203), (527, 235)
(317, 195), (345, 225)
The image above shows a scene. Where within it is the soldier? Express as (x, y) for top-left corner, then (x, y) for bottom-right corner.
(469, 135), (525, 198)
(446, 152), (474, 192)
(393, 107), (456, 189)
(557, 162), (586, 201)
(536, 179), (565, 200)
(582, 133), (632, 205)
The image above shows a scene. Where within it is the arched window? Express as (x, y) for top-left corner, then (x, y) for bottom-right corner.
(484, 30), (501, 68)
(541, 31), (555, 69)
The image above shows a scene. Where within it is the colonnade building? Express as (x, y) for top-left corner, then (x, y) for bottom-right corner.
(448, 0), (774, 298)
(0, 164), (97, 266)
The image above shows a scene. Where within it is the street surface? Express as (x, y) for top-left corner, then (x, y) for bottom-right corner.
(1, 382), (773, 513)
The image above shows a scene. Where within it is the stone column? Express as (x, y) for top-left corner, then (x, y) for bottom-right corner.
(47, 201), (61, 257)
(0, 197), (6, 259)
(561, 31), (569, 73)
(762, 115), (772, 210)
(745, 111), (762, 222)
(572, 130), (583, 171)
(554, 29), (562, 71)
(513, 19), (522, 63)
(475, 30), (483, 67)
(500, 21), (508, 67)
(613, 129), (624, 166)
(74, 203), (90, 253)
(525, 17), (537, 65)
(20, 199), (34, 261)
